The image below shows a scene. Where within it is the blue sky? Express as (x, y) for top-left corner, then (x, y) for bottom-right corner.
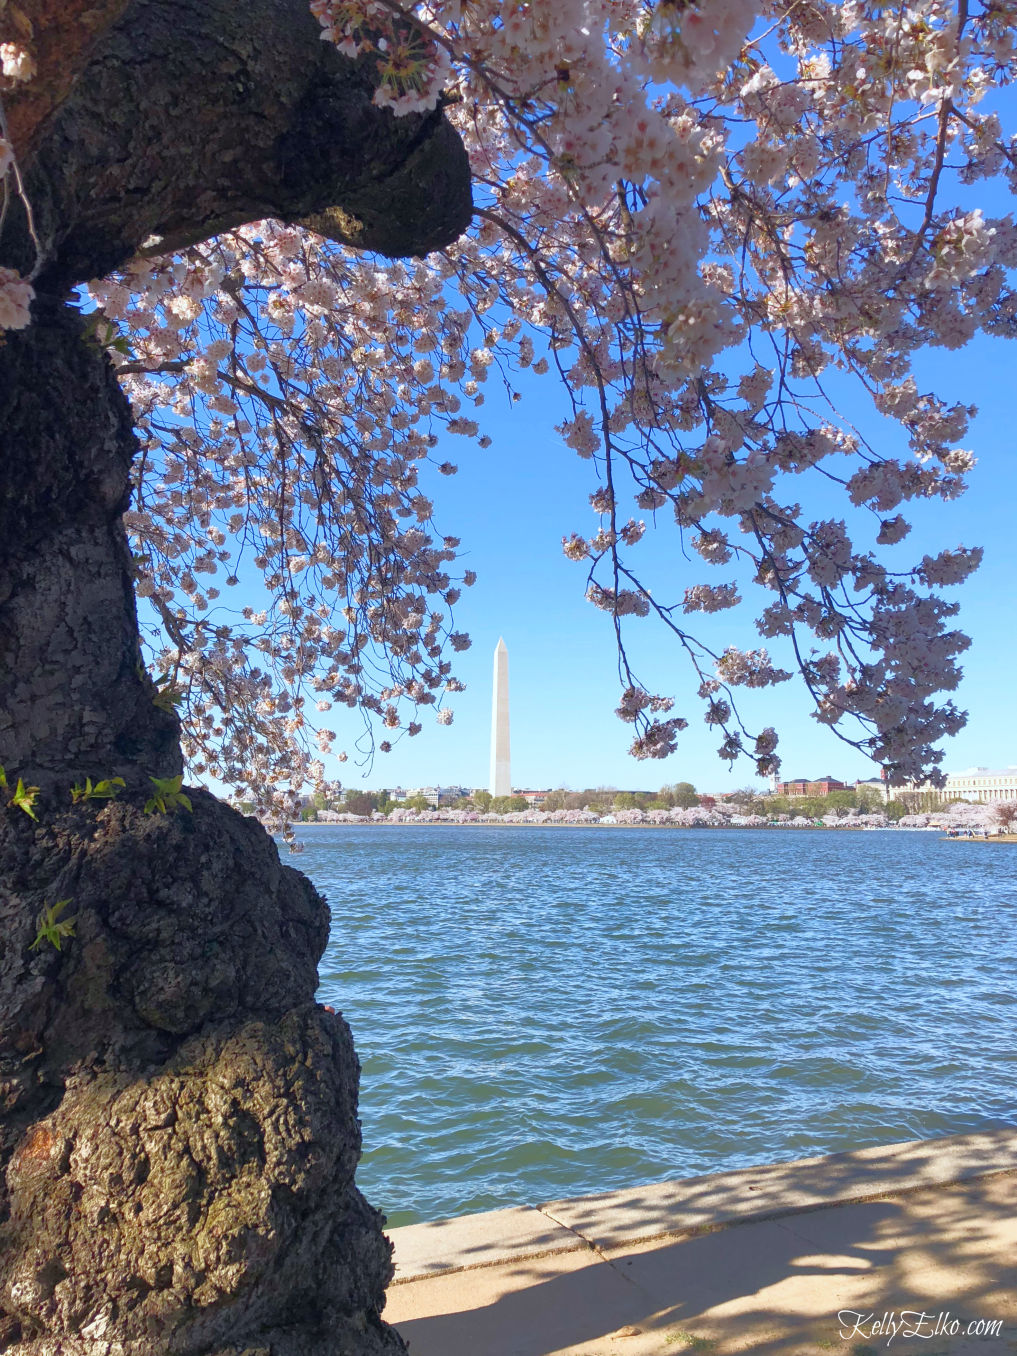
(332, 326), (1017, 797)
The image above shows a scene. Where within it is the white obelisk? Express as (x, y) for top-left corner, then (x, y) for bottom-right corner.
(490, 637), (511, 797)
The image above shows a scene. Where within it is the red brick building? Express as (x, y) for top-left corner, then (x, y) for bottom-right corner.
(776, 775), (846, 797)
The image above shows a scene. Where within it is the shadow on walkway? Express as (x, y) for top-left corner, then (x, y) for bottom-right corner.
(387, 1174), (1017, 1355)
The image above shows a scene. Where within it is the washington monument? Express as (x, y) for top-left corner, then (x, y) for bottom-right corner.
(490, 637), (511, 797)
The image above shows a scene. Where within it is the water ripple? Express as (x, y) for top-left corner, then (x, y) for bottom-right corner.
(306, 826), (1017, 1226)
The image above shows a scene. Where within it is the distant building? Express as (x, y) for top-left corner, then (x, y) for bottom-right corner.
(941, 767), (1017, 804)
(406, 785), (470, 806)
(879, 765), (1017, 806)
(768, 765), (1015, 807)
(516, 789), (550, 807)
(776, 775), (847, 797)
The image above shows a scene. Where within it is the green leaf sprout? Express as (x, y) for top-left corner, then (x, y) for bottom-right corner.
(144, 774), (193, 815)
(70, 776), (126, 804)
(29, 899), (77, 952)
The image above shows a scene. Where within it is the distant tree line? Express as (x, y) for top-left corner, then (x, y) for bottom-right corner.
(297, 779), (982, 821)
(723, 785), (944, 821)
(299, 782), (705, 817)
(300, 788), (394, 819)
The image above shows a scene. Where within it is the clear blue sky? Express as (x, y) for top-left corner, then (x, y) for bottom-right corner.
(331, 327), (1017, 797)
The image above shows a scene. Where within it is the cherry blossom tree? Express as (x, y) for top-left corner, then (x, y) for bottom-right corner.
(7, 0), (1010, 830)
(2, 0), (1016, 1348)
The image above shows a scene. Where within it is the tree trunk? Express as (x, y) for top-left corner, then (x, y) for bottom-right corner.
(0, 3), (471, 1351)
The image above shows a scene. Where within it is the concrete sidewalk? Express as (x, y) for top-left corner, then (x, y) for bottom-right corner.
(384, 1129), (1017, 1355)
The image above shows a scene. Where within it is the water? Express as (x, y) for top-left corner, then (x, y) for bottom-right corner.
(306, 826), (1017, 1227)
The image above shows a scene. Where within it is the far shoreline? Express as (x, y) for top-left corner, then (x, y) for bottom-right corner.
(282, 816), (1014, 837)
(291, 820), (913, 832)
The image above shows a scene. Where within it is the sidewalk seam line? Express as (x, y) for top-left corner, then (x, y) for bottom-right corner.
(536, 1206), (643, 1287)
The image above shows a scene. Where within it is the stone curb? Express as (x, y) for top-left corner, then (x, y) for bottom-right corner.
(387, 1126), (1017, 1282)
(388, 1204), (587, 1283)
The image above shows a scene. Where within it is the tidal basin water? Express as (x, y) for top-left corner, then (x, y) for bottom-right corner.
(307, 826), (1017, 1227)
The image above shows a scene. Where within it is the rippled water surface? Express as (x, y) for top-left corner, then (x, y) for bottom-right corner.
(307, 826), (1017, 1226)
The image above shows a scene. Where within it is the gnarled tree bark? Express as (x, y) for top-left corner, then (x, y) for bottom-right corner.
(0, 2), (471, 1351)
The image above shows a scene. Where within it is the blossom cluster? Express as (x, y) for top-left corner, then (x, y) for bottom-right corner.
(0, 26), (36, 329)
(91, 224), (478, 826)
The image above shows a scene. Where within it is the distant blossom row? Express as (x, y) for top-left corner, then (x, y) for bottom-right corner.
(312, 801), (999, 832)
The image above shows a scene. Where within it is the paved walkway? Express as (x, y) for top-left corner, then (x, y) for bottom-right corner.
(384, 1130), (1017, 1355)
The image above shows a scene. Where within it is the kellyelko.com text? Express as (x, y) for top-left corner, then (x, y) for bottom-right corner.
(838, 1310), (1004, 1344)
